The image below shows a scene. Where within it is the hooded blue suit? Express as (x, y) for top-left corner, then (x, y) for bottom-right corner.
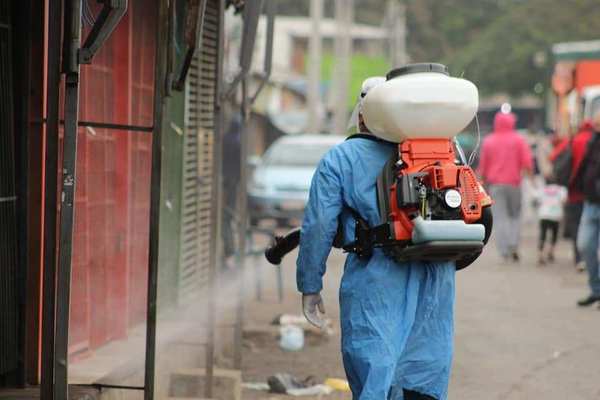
(297, 137), (455, 400)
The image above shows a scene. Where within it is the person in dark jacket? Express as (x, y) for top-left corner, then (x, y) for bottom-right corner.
(221, 113), (242, 266)
(574, 112), (600, 306)
(550, 121), (593, 270)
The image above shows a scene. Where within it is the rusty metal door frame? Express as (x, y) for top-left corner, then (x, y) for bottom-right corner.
(41, 0), (131, 398)
(143, 0), (169, 398)
(40, 0), (63, 396)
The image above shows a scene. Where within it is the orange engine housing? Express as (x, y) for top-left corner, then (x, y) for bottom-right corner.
(387, 138), (492, 241)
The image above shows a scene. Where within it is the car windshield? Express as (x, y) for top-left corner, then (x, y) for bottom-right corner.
(264, 142), (334, 167)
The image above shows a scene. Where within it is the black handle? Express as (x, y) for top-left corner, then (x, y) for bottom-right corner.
(264, 228), (301, 265)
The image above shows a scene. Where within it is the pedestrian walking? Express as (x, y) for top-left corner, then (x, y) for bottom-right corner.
(534, 178), (567, 265)
(297, 76), (456, 400)
(550, 120), (593, 270)
(573, 112), (600, 307)
(221, 113), (242, 270)
(478, 110), (533, 262)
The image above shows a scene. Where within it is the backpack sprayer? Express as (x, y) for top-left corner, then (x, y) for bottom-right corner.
(265, 64), (493, 270)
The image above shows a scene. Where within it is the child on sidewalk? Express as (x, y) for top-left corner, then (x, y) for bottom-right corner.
(535, 179), (568, 265)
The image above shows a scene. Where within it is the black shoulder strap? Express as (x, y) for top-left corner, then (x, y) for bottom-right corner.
(337, 134), (399, 258)
(574, 134), (598, 188)
(332, 204), (368, 250)
(376, 151), (398, 224)
(345, 205), (367, 225)
(346, 133), (397, 146)
(344, 134), (399, 226)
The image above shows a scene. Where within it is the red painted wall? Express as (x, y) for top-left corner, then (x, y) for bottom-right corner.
(63, 0), (156, 356)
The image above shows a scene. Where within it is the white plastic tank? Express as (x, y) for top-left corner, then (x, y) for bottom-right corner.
(361, 64), (479, 143)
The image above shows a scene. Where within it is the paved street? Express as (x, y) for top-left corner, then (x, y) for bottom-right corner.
(241, 220), (600, 399)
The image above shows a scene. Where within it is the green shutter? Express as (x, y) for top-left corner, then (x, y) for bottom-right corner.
(178, 2), (219, 302)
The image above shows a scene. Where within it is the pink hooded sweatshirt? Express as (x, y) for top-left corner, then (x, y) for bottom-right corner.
(477, 112), (533, 186)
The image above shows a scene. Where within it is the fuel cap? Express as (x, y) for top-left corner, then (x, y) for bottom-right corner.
(444, 189), (462, 208)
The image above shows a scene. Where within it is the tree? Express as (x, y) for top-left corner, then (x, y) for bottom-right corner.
(448, 0), (600, 96)
(404, 0), (505, 62)
(275, 0), (600, 97)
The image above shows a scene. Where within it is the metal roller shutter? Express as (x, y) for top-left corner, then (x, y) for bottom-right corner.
(0, 0), (20, 379)
(179, 0), (220, 302)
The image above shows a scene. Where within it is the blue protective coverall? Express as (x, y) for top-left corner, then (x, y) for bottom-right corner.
(297, 137), (456, 400)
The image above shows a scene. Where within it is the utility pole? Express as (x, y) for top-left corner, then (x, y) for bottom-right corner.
(332, 0), (353, 136)
(307, 0), (323, 133)
(386, 0), (407, 67)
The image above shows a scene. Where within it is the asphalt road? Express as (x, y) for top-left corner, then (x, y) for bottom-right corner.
(241, 220), (600, 399)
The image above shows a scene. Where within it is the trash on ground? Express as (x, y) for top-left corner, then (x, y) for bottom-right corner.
(242, 382), (270, 391)
(272, 313), (335, 337)
(267, 373), (332, 396)
(267, 373), (310, 393)
(324, 378), (351, 392)
(287, 385), (333, 396)
(272, 314), (308, 326)
(279, 324), (304, 351)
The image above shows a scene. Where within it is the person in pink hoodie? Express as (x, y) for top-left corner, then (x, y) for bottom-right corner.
(478, 110), (533, 262)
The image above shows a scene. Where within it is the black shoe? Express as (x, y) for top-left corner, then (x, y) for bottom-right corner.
(512, 252), (520, 263)
(577, 295), (600, 307)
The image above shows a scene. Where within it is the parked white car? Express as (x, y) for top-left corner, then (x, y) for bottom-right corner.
(249, 134), (345, 226)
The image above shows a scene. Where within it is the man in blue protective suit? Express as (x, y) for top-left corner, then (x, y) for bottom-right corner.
(297, 77), (455, 400)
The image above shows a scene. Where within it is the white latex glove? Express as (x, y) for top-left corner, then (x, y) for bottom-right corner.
(302, 293), (326, 329)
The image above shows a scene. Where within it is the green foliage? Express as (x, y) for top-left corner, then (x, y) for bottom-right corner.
(405, 0), (505, 62)
(448, 0), (600, 96)
(320, 53), (390, 109)
(278, 0), (600, 97)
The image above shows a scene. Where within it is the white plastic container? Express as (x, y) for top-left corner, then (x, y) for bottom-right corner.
(361, 72), (479, 142)
(279, 324), (304, 351)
